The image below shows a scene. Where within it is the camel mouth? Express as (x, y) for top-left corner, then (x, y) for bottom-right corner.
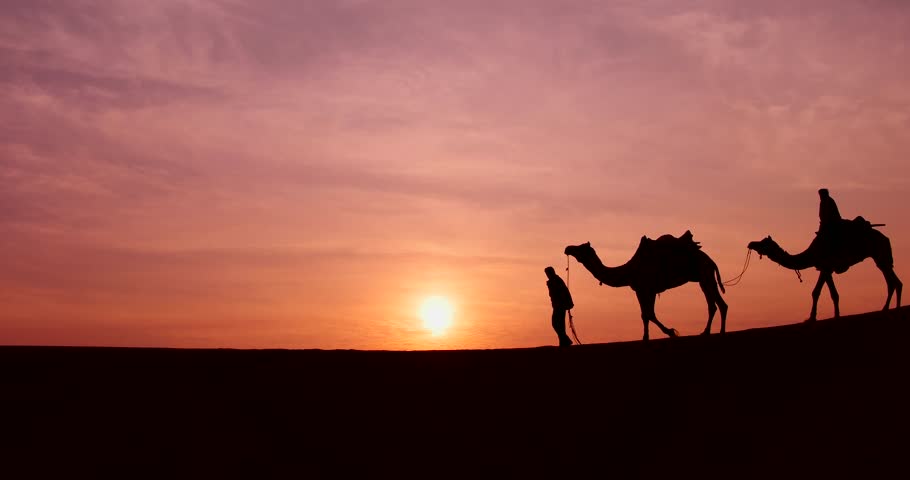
(563, 247), (572, 255)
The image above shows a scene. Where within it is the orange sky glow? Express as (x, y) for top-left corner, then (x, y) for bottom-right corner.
(2, 0), (909, 350)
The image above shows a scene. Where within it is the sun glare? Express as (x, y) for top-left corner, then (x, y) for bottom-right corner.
(419, 296), (454, 336)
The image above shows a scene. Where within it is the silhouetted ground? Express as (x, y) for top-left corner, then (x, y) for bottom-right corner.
(3, 308), (910, 479)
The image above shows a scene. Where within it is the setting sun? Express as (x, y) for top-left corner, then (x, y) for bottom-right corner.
(419, 296), (455, 336)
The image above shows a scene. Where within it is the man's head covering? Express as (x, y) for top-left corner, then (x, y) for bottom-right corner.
(544, 266), (556, 276)
(819, 188), (829, 197)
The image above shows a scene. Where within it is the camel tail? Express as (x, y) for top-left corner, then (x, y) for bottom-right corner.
(715, 262), (726, 294)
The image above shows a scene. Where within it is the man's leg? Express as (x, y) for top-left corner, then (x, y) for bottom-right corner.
(551, 308), (572, 346)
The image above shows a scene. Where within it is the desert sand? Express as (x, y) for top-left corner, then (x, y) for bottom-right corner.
(3, 307), (909, 479)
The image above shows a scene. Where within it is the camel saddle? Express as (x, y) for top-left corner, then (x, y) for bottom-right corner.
(817, 216), (884, 238)
(638, 230), (702, 256)
(849, 215), (884, 230)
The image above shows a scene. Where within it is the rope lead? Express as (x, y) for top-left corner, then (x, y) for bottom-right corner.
(566, 255), (582, 345)
(722, 249), (753, 287)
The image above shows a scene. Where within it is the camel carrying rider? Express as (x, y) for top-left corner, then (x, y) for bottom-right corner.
(545, 266), (574, 347)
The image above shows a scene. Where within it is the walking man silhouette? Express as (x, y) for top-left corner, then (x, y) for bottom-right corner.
(545, 266), (574, 347)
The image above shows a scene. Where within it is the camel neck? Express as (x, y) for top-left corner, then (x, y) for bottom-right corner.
(575, 254), (633, 288)
(766, 242), (816, 271)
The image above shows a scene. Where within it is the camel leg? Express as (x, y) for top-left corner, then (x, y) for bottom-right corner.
(824, 275), (840, 318)
(898, 273), (903, 308)
(636, 290), (676, 339)
(718, 294), (728, 334)
(699, 280), (728, 335)
(699, 282), (716, 335)
(636, 290), (653, 341)
(808, 273), (826, 322)
(651, 316), (678, 338)
(881, 267), (903, 310)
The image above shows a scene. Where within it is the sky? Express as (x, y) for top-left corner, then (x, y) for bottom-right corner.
(2, 0), (909, 350)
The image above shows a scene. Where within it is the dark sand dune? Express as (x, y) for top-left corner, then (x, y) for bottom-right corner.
(3, 307), (910, 479)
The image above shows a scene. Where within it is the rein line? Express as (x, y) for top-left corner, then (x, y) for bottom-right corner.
(722, 248), (753, 287)
(566, 255), (582, 345)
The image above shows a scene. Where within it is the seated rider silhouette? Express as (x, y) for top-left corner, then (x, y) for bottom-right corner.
(817, 188), (842, 236)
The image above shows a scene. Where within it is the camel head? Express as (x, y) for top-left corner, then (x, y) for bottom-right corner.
(564, 242), (595, 261)
(747, 236), (779, 258)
